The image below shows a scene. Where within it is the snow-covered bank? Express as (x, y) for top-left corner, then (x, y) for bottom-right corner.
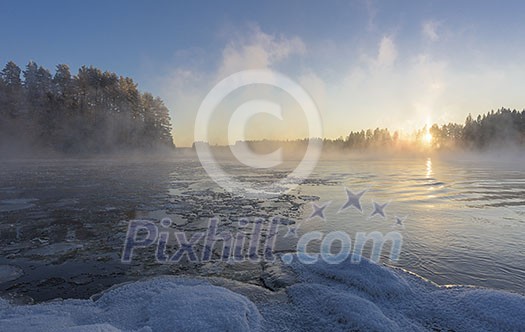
(0, 278), (262, 332)
(1, 258), (524, 332)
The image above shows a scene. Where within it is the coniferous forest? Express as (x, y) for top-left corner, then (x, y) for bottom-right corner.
(340, 108), (525, 151)
(231, 108), (525, 153)
(0, 61), (174, 155)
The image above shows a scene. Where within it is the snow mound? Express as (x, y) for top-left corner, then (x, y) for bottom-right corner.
(1, 259), (525, 331)
(0, 278), (262, 332)
(258, 258), (525, 331)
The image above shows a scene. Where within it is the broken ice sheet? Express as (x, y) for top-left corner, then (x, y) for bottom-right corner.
(0, 265), (23, 283)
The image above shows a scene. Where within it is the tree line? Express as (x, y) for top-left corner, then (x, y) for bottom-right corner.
(429, 108), (525, 149)
(334, 108), (525, 151)
(198, 108), (525, 152)
(0, 61), (174, 155)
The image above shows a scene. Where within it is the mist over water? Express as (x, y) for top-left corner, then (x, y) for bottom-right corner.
(0, 152), (524, 301)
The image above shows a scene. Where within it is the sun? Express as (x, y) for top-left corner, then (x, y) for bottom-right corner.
(423, 132), (433, 145)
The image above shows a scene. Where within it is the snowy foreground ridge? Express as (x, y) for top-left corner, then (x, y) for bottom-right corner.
(1, 258), (524, 332)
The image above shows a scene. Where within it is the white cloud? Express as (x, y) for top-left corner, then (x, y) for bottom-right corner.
(157, 26), (307, 146)
(422, 20), (439, 42)
(376, 36), (397, 67)
(217, 26), (306, 79)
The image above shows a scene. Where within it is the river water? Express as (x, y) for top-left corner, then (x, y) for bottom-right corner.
(0, 155), (523, 302)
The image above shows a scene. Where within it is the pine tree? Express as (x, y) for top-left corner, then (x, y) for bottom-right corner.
(0, 60), (176, 154)
(1, 61), (23, 118)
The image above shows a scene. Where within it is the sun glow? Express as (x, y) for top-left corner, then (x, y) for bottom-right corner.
(423, 132), (433, 145)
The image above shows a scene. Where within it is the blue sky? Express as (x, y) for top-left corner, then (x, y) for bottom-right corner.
(2, 1), (525, 146)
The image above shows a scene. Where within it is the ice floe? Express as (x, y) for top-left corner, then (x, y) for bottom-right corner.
(0, 265), (23, 283)
(0, 199), (38, 212)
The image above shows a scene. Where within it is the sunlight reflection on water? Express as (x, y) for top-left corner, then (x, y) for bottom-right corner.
(295, 157), (525, 294)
